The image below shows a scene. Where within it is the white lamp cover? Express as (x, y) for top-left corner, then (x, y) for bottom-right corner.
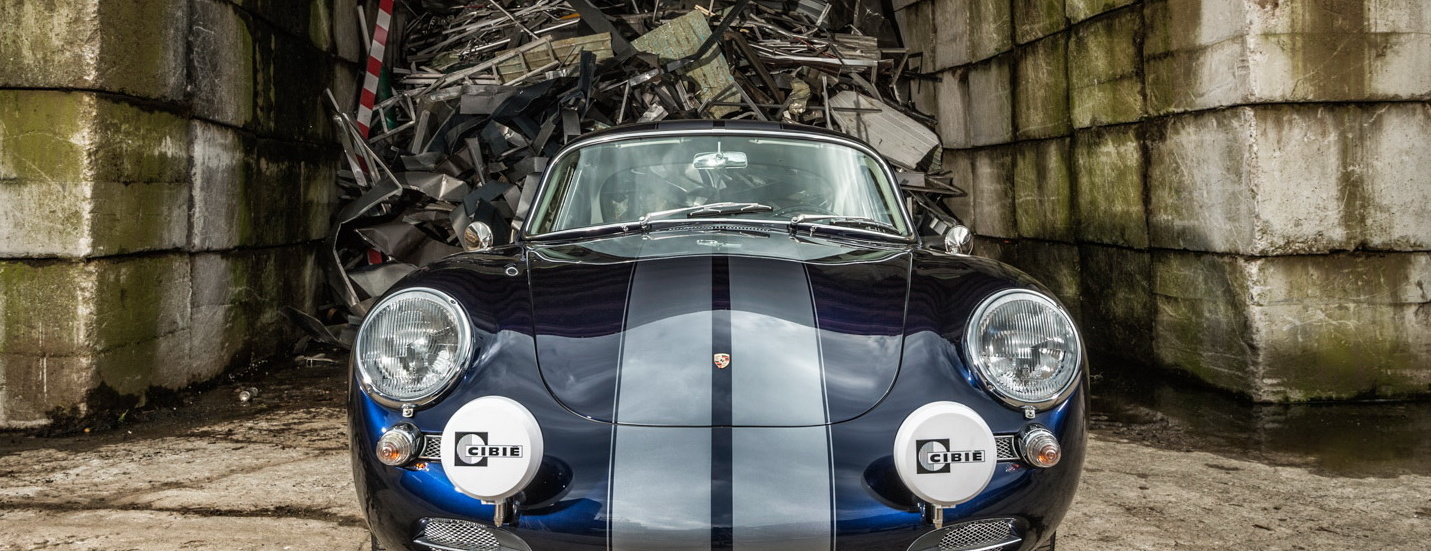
(441, 396), (544, 501)
(892, 401), (998, 507)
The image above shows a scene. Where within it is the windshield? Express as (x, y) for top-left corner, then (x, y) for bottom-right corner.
(525, 133), (910, 237)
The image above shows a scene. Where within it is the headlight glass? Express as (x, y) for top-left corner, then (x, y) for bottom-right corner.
(966, 290), (1081, 408)
(355, 288), (472, 406)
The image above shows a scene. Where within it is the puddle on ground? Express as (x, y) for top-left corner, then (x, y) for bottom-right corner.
(1089, 360), (1431, 478)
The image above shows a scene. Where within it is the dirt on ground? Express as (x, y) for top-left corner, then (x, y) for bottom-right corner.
(0, 356), (1427, 550)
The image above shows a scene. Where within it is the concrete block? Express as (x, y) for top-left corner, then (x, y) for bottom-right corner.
(1362, 103), (1431, 249)
(1015, 240), (1082, 316)
(0, 354), (96, 428)
(1145, 108), (1247, 253)
(897, 1), (936, 67)
(936, 68), (972, 148)
(969, 146), (1018, 239)
(88, 99), (191, 256)
(1078, 244), (1154, 362)
(191, 0), (256, 128)
(1247, 32), (1431, 102)
(0, 261), (94, 357)
(1014, 0), (1068, 44)
(0, 91), (95, 258)
(940, 149), (976, 225)
(932, 0), (973, 69)
(1152, 251), (1257, 396)
(969, 0), (1015, 63)
(191, 121), (250, 251)
(91, 255), (191, 356)
(1014, 138), (1074, 242)
(253, 25), (337, 142)
(332, 0), (363, 63)
(1143, 0), (1249, 56)
(1144, 36), (1251, 116)
(1066, 0), (1137, 23)
(968, 56), (1015, 146)
(1153, 250), (1431, 402)
(0, 91), (190, 258)
(190, 246), (322, 383)
(932, 0), (1013, 68)
(1249, 253), (1431, 401)
(1014, 34), (1070, 140)
(1073, 125), (1148, 248)
(1069, 7), (1143, 127)
(0, 0), (189, 100)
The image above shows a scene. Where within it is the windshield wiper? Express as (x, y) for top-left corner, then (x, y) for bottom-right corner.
(639, 202), (774, 230)
(788, 214), (901, 236)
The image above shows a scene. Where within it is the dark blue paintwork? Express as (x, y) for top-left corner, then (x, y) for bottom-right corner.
(351, 237), (1085, 551)
(351, 121), (1086, 551)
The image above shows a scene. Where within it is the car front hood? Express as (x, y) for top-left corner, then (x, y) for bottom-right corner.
(527, 231), (911, 426)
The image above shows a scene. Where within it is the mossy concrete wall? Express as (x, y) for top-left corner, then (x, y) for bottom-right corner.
(901, 0), (1431, 401)
(0, 0), (358, 427)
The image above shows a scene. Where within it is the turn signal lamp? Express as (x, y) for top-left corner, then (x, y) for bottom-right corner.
(1020, 427), (1061, 468)
(377, 424), (420, 466)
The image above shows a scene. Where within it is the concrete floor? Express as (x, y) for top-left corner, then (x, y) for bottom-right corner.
(1, 362), (1426, 550)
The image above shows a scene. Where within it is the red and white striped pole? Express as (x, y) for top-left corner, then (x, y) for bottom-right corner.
(356, 0), (395, 138)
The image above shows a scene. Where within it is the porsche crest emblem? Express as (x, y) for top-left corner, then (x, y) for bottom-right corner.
(713, 353), (731, 369)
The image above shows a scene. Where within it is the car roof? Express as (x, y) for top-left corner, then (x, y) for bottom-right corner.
(570, 120), (870, 148)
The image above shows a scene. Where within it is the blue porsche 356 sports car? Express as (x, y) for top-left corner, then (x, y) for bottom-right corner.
(350, 120), (1086, 551)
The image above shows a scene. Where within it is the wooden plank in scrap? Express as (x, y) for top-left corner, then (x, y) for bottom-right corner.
(632, 11), (740, 118)
(827, 91), (939, 170)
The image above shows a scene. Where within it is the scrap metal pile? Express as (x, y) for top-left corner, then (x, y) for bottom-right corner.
(303, 0), (962, 345)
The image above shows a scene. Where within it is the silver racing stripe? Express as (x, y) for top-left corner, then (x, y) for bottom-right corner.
(609, 427), (713, 551)
(614, 257), (713, 425)
(611, 258), (715, 550)
(729, 257), (833, 549)
(732, 427), (834, 551)
(610, 256), (834, 550)
(728, 257), (825, 426)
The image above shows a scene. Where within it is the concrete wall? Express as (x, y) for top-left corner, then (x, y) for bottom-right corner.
(899, 0), (1431, 401)
(0, 0), (360, 427)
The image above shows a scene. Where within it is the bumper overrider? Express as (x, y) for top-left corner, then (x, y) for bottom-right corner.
(351, 345), (1085, 551)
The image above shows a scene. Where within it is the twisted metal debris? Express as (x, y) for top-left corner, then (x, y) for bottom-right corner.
(307, 0), (964, 344)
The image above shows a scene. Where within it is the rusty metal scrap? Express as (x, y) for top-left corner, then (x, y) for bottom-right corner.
(312, 0), (961, 344)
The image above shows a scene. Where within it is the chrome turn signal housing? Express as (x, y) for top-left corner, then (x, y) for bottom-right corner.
(376, 423), (421, 466)
(1019, 426), (1062, 468)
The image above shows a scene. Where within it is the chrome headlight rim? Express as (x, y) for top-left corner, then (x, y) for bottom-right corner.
(964, 288), (1083, 411)
(354, 287), (474, 409)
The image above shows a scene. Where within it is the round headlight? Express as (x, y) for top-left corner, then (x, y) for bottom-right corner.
(965, 289), (1082, 409)
(354, 288), (473, 407)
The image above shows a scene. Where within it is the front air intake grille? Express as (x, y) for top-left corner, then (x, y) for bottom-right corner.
(937, 518), (1020, 551)
(419, 434), (442, 460)
(418, 518), (501, 551)
(994, 435), (1018, 461)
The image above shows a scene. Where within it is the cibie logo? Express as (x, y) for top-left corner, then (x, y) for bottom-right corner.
(916, 439), (985, 474)
(454, 432), (524, 467)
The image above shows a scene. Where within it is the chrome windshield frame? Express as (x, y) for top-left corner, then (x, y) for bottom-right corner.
(520, 126), (918, 242)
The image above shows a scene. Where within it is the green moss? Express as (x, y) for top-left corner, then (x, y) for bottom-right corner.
(0, 261), (90, 356)
(1014, 34), (1070, 140)
(1073, 125), (1148, 247)
(1013, 139), (1074, 241)
(309, 0), (333, 51)
(1014, 0), (1068, 44)
(90, 97), (189, 185)
(95, 0), (185, 99)
(1066, 0), (1137, 23)
(0, 90), (92, 184)
(1152, 252), (1257, 396)
(0, 0), (98, 88)
(1069, 7), (1143, 127)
